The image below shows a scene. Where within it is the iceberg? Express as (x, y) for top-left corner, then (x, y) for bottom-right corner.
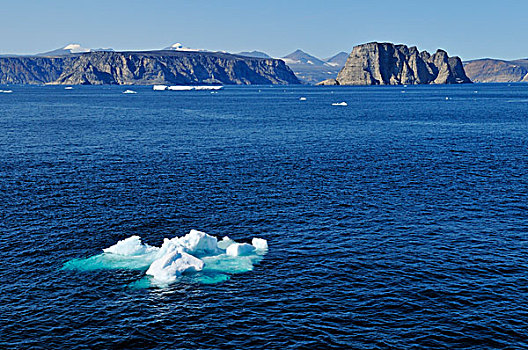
(167, 85), (223, 91)
(226, 243), (256, 257)
(102, 235), (156, 256)
(332, 102), (347, 106)
(178, 229), (218, 254)
(217, 236), (236, 250)
(64, 87), (73, 90)
(63, 230), (268, 287)
(167, 85), (194, 91)
(146, 250), (204, 283)
(252, 238), (268, 250)
(123, 89), (137, 94)
(154, 85), (223, 91)
(193, 86), (223, 90)
(299, 97), (307, 101)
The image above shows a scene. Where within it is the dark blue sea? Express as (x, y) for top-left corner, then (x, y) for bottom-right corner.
(1, 83), (528, 349)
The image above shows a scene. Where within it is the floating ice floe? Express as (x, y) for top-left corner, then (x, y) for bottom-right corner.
(123, 89), (137, 94)
(63, 229), (268, 287)
(332, 102), (347, 106)
(64, 87), (73, 90)
(0, 90), (13, 93)
(299, 97), (307, 101)
(153, 85), (223, 91)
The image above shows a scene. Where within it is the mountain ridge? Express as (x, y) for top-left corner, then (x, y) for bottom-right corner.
(463, 58), (528, 82)
(0, 50), (300, 85)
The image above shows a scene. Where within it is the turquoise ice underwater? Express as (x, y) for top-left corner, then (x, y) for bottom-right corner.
(63, 229), (268, 286)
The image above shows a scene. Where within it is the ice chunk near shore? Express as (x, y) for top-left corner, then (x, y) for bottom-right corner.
(146, 250), (204, 283)
(64, 87), (73, 90)
(153, 85), (168, 91)
(123, 89), (137, 94)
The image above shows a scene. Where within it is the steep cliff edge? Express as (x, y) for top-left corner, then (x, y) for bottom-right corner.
(0, 50), (300, 85)
(331, 42), (471, 85)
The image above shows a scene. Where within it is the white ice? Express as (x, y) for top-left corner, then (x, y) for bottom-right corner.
(65, 230), (268, 286)
(252, 238), (268, 250)
(123, 89), (137, 94)
(217, 236), (236, 250)
(167, 86), (223, 91)
(332, 102), (347, 106)
(103, 235), (157, 256)
(226, 243), (256, 257)
(146, 250), (204, 283)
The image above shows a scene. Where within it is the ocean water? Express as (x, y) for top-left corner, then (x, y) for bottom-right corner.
(1, 83), (528, 349)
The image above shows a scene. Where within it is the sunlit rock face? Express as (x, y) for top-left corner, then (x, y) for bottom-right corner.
(334, 42), (471, 85)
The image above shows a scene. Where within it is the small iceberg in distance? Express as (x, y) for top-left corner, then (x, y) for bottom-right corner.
(123, 89), (137, 94)
(153, 85), (223, 91)
(64, 86), (73, 90)
(193, 86), (223, 90)
(0, 90), (13, 93)
(299, 97), (307, 101)
(332, 101), (347, 106)
(167, 86), (194, 91)
(168, 85), (223, 91)
(63, 229), (268, 287)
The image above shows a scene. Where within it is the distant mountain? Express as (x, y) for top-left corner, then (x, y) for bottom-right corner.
(237, 51), (271, 59)
(324, 52), (349, 67)
(280, 49), (345, 84)
(37, 44), (90, 56)
(282, 49), (326, 66)
(464, 58), (528, 82)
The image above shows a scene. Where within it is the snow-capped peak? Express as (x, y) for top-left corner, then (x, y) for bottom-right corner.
(165, 43), (200, 52)
(62, 44), (90, 53)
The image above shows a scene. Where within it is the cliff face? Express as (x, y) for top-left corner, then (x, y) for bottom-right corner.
(0, 51), (300, 85)
(333, 42), (471, 85)
(463, 59), (528, 83)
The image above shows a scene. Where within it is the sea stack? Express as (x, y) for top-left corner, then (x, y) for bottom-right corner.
(320, 42), (471, 85)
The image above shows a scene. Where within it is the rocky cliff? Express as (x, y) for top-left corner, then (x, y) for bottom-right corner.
(0, 50), (300, 85)
(322, 42), (471, 85)
(463, 59), (528, 82)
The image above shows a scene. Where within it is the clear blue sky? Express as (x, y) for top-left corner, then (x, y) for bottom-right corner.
(1, 0), (527, 60)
